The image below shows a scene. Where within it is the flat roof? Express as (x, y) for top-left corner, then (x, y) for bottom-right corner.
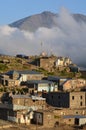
(18, 70), (42, 75)
(48, 76), (71, 80)
(27, 80), (53, 84)
(12, 95), (30, 99)
(63, 115), (86, 119)
(6, 70), (42, 75)
(11, 95), (46, 100)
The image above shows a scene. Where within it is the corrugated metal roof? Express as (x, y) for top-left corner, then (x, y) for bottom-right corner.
(6, 70), (19, 75)
(27, 80), (53, 84)
(48, 76), (70, 80)
(6, 70), (42, 75)
(63, 115), (86, 119)
(18, 70), (42, 75)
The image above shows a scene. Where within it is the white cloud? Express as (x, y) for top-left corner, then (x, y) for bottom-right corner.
(0, 8), (86, 66)
(0, 25), (16, 35)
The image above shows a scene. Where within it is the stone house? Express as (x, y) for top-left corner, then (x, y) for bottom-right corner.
(33, 108), (86, 127)
(61, 78), (86, 91)
(1, 94), (46, 110)
(0, 74), (19, 87)
(33, 56), (72, 72)
(34, 56), (57, 72)
(55, 57), (72, 67)
(33, 109), (62, 127)
(0, 70), (44, 87)
(0, 93), (46, 124)
(26, 80), (55, 94)
(63, 115), (86, 126)
(18, 70), (44, 81)
(50, 108), (86, 117)
(0, 103), (33, 124)
(43, 91), (86, 109)
(48, 76), (70, 90)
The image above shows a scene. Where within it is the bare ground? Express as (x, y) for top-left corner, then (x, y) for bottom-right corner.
(3, 124), (86, 130)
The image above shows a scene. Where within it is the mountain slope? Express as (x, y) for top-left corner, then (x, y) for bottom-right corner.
(9, 11), (58, 32)
(9, 11), (86, 32)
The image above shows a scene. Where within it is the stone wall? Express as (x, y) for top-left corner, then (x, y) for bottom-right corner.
(38, 56), (57, 72)
(63, 79), (86, 91)
(43, 91), (86, 109)
(69, 91), (86, 108)
(27, 74), (44, 80)
(33, 110), (62, 127)
(12, 97), (46, 109)
(44, 92), (69, 108)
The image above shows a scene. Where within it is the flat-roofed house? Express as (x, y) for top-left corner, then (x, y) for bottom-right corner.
(44, 91), (86, 109)
(61, 78), (86, 91)
(0, 93), (46, 124)
(55, 57), (72, 67)
(48, 76), (70, 91)
(63, 115), (86, 126)
(26, 80), (55, 94)
(0, 72), (19, 87)
(0, 70), (44, 87)
(33, 109), (62, 127)
(18, 70), (44, 81)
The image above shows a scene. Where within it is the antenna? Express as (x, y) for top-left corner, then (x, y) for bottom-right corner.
(41, 41), (43, 53)
(50, 49), (53, 56)
(40, 41), (47, 57)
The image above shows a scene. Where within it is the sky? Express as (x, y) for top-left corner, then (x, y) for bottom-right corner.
(0, 0), (86, 25)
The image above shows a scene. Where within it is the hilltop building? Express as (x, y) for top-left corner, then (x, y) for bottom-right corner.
(33, 55), (73, 72)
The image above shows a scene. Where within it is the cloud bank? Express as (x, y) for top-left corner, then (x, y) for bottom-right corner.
(0, 8), (86, 66)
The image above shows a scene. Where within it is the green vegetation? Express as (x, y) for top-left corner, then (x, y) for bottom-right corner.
(0, 86), (28, 94)
(0, 64), (8, 72)
(36, 67), (49, 76)
(54, 115), (60, 118)
(0, 55), (36, 73)
(0, 55), (83, 79)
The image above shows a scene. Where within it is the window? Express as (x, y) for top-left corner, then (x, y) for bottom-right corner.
(52, 95), (53, 99)
(58, 102), (61, 106)
(69, 119), (71, 121)
(80, 96), (82, 99)
(80, 101), (83, 106)
(76, 111), (78, 114)
(58, 95), (60, 99)
(72, 96), (74, 100)
(39, 115), (41, 118)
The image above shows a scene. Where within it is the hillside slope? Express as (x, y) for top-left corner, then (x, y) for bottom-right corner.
(9, 11), (86, 32)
